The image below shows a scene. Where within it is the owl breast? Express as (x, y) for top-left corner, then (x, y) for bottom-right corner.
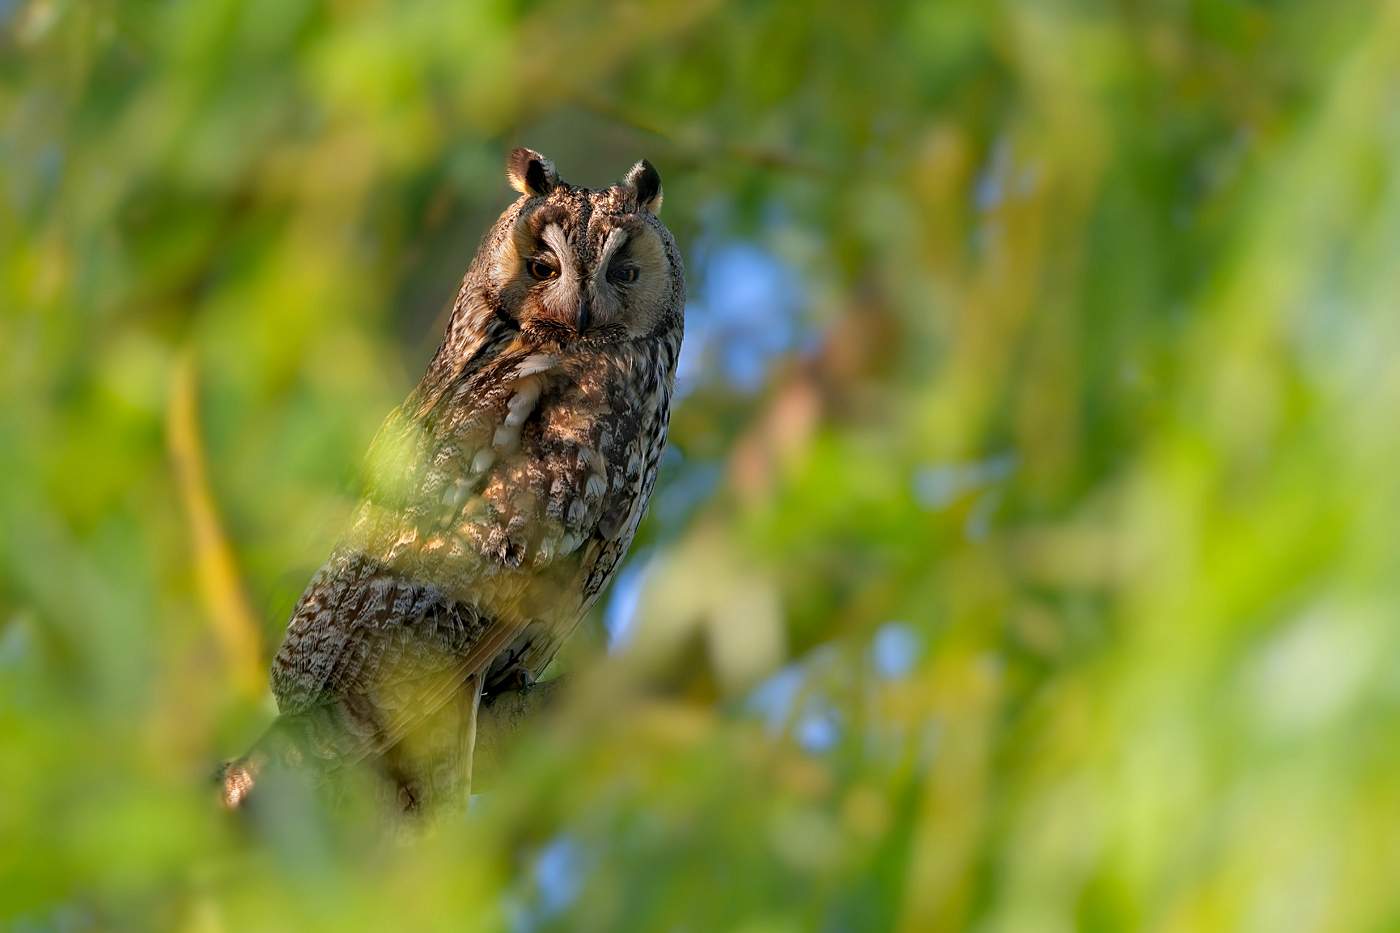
(336, 333), (674, 688)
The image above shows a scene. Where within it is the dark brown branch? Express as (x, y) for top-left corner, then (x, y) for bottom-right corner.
(472, 675), (570, 792)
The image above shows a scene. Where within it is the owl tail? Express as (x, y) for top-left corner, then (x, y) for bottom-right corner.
(216, 709), (335, 808)
(378, 676), (482, 817)
(217, 675), (485, 819)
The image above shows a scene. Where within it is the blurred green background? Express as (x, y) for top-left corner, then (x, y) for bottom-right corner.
(5, 0), (1400, 930)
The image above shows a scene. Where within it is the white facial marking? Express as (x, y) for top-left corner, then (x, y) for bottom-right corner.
(541, 224), (572, 270)
(595, 229), (629, 279)
(516, 354), (558, 378)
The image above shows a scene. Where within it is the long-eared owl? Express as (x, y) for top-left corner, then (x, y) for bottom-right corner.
(224, 149), (683, 816)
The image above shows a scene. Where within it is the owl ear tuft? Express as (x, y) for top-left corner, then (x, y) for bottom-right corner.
(624, 159), (663, 214)
(507, 148), (559, 197)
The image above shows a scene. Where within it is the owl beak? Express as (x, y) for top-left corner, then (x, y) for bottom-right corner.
(575, 299), (591, 333)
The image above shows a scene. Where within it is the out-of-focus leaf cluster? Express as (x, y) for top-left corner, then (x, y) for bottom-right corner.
(4, 1), (1400, 931)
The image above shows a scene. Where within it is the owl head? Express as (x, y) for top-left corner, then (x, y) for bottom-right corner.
(478, 148), (683, 350)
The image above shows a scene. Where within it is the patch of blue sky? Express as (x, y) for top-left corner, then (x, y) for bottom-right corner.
(869, 621), (921, 681)
(681, 237), (810, 395)
(649, 459), (723, 531)
(603, 550), (653, 651)
(974, 138), (1011, 213)
(973, 136), (1041, 214)
(964, 489), (1003, 543)
(534, 835), (583, 916)
(795, 703), (841, 753)
(747, 664), (808, 735)
(744, 651), (844, 754)
(911, 451), (1017, 512)
(509, 834), (587, 933)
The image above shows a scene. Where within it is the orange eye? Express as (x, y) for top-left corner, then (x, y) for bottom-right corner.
(528, 260), (558, 280)
(611, 267), (638, 283)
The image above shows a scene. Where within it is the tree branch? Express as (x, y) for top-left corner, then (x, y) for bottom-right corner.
(472, 675), (569, 793)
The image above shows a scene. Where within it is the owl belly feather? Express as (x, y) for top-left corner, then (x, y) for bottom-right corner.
(462, 348), (670, 685)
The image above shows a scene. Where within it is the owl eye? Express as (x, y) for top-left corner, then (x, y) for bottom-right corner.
(610, 266), (639, 283)
(527, 260), (559, 280)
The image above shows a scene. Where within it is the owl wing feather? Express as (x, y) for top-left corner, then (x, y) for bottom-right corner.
(271, 551), (511, 765)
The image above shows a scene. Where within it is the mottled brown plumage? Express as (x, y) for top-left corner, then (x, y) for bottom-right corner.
(224, 149), (683, 816)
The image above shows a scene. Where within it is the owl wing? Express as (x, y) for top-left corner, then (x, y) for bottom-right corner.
(268, 342), (586, 760)
(267, 333), (534, 763)
(270, 337), (659, 763)
(269, 551), (528, 766)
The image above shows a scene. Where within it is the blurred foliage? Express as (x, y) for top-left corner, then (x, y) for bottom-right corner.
(4, 0), (1400, 930)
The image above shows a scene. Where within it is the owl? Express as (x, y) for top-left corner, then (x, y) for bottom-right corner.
(221, 149), (684, 817)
